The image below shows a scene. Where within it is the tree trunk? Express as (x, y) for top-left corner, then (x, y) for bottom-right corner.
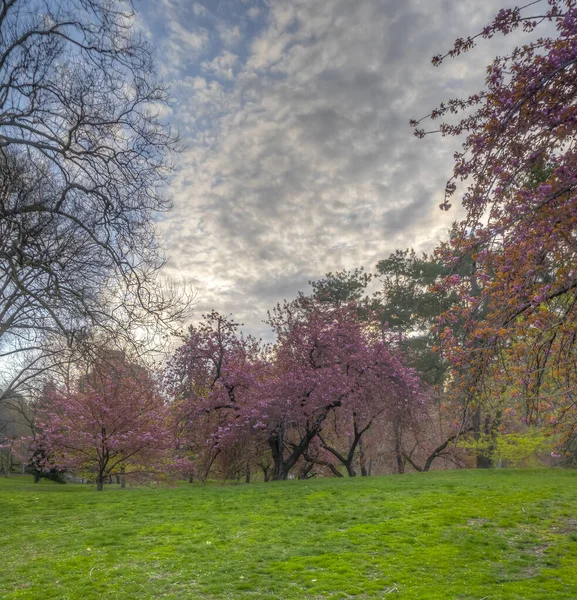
(298, 461), (314, 479)
(272, 459), (290, 481)
(202, 448), (220, 482)
(394, 431), (405, 474)
(269, 432), (288, 480)
(303, 452), (343, 477)
(269, 428), (317, 480)
(260, 463), (271, 482)
(359, 438), (368, 476)
(120, 467), (126, 489)
(345, 462), (357, 477)
(476, 453), (492, 468)
(473, 407), (493, 468)
(268, 417), (328, 480)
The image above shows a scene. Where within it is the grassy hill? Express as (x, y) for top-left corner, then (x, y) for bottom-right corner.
(1, 469), (576, 599)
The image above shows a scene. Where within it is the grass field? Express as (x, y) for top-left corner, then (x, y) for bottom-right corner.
(1, 469), (576, 599)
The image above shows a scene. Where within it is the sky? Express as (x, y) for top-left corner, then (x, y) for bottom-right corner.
(137, 0), (521, 339)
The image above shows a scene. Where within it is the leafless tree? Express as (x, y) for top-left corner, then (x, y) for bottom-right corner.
(0, 0), (189, 405)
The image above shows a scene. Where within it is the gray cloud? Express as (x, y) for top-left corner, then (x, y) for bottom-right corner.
(144, 0), (522, 339)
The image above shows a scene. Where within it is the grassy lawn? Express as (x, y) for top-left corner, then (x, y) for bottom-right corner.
(1, 470), (576, 599)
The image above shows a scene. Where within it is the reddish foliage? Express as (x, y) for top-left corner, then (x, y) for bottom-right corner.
(415, 1), (577, 455)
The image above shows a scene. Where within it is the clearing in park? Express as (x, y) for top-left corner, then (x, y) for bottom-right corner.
(1, 469), (577, 599)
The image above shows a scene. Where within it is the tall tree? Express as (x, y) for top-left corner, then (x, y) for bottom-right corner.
(0, 0), (185, 408)
(376, 248), (457, 386)
(310, 268), (373, 309)
(412, 0), (577, 457)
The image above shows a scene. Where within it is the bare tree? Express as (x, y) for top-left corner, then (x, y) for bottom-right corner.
(0, 0), (189, 403)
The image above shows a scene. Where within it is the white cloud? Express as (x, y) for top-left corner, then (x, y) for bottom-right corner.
(145, 0), (526, 338)
(247, 7), (261, 19)
(201, 50), (238, 79)
(217, 23), (242, 48)
(192, 2), (207, 17)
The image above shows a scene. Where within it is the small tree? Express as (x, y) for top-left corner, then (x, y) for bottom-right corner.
(34, 354), (173, 490)
(259, 306), (424, 480)
(165, 312), (263, 481)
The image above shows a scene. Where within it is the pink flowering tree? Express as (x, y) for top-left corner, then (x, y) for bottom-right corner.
(165, 308), (426, 481)
(164, 312), (265, 481)
(316, 333), (425, 477)
(256, 306), (424, 479)
(31, 354), (174, 490)
(413, 0), (577, 458)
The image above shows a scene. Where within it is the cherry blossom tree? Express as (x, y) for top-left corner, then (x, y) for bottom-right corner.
(165, 312), (264, 481)
(315, 329), (425, 477)
(165, 307), (425, 481)
(413, 0), (577, 457)
(263, 306), (426, 479)
(31, 353), (174, 490)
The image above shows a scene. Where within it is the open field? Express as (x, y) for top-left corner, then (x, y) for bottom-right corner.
(1, 470), (576, 599)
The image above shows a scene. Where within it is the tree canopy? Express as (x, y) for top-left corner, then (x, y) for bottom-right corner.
(413, 0), (577, 458)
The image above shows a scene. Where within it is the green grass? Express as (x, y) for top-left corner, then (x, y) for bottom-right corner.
(1, 470), (576, 599)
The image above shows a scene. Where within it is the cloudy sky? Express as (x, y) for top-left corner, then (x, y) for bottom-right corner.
(137, 0), (520, 339)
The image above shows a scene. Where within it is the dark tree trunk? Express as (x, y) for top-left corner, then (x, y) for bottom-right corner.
(298, 461), (315, 479)
(188, 474), (194, 483)
(268, 404), (340, 481)
(403, 427), (474, 472)
(473, 408), (494, 468)
(269, 432), (289, 480)
(120, 467), (126, 489)
(476, 453), (493, 468)
(96, 474), (104, 491)
(260, 463), (271, 482)
(318, 416), (368, 478)
(394, 429), (405, 474)
(272, 462), (289, 480)
(268, 426), (319, 480)
(202, 448), (220, 482)
(303, 451), (343, 477)
(359, 438), (368, 476)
